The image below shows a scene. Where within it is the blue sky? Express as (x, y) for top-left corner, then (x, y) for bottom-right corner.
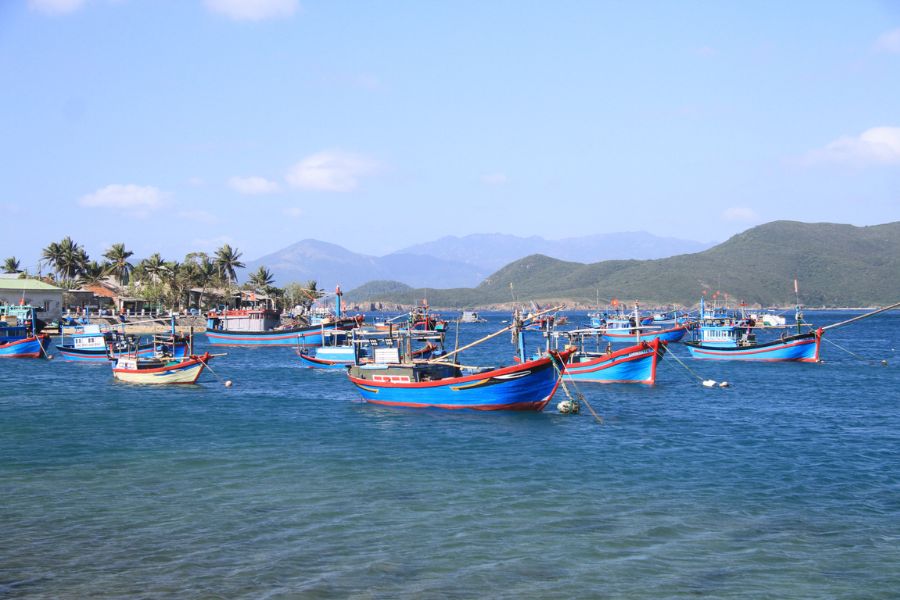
(2, 0), (899, 272)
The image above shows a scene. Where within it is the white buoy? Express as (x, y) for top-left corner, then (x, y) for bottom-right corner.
(225, 380), (233, 387)
(557, 399), (579, 414)
(719, 381), (730, 388)
(46, 354), (54, 360)
(702, 379), (717, 387)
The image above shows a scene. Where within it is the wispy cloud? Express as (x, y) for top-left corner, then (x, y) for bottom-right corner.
(286, 151), (379, 192)
(722, 207), (759, 222)
(875, 28), (900, 54)
(204, 0), (299, 21)
(803, 126), (900, 167)
(283, 207), (303, 218)
(481, 172), (508, 186)
(228, 175), (280, 195)
(79, 184), (166, 217)
(28, 0), (86, 15)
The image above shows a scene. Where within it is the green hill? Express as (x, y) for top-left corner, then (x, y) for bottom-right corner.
(347, 221), (900, 307)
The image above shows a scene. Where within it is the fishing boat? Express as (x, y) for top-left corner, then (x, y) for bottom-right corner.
(593, 304), (691, 344)
(346, 308), (572, 411)
(0, 305), (51, 358)
(111, 352), (213, 384)
(297, 327), (442, 369)
(684, 296), (822, 362)
(57, 317), (188, 362)
(559, 333), (667, 384)
(206, 286), (362, 347)
(459, 310), (487, 323)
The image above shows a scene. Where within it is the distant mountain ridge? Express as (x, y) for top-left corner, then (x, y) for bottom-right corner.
(245, 232), (712, 290)
(346, 221), (900, 307)
(394, 232), (713, 271)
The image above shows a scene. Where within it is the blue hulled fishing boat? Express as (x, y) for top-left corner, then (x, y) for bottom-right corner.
(561, 335), (667, 384)
(0, 305), (50, 359)
(346, 309), (572, 411)
(206, 286), (361, 347)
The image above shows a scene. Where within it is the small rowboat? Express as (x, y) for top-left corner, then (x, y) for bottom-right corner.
(112, 352), (213, 384)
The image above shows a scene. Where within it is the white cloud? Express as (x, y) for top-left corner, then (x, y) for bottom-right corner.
(875, 28), (900, 54)
(204, 0), (298, 21)
(804, 126), (900, 167)
(228, 176), (280, 195)
(28, 0), (86, 15)
(481, 172), (508, 186)
(722, 207), (759, 222)
(283, 207), (303, 218)
(79, 184), (166, 217)
(286, 151), (379, 192)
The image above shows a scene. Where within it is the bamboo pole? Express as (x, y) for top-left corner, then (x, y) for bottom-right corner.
(821, 301), (900, 332)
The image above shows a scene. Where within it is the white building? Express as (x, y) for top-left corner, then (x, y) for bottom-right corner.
(0, 276), (65, 320)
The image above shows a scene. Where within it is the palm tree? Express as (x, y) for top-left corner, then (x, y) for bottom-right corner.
(138, 253), (167, 283)
(3, 256), (21, 274)
(57, 237), (88, 281)
(103, 243), (134, 285)
(248, 266), (275, 290)
(78, 261), (106, 287)
(41, 242), (63, 279)
(214, 244), (245, 283)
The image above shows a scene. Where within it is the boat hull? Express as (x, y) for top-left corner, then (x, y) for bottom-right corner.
(0, 335), (50, 358)
(58, 341), (188, 362)
(563, 339), (666, 384)
(684, 331), (822, 362)
(347, 353), (567, 411)
(602, 324), (689, 344)
(112, 354), (211, 384)
(206, 319), (358, 347)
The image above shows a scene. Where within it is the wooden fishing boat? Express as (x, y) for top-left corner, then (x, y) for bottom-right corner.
(561, 336), (667, 384)
(206, 287), (362, 347)
(111, 352), (213, 384)
(346, 308), (572, 411)
(0, 305), (50, 358)
(57, 320), (188, 362)
(683, 296), (822, 362)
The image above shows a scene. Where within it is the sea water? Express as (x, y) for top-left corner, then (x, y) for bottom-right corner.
(2, 311), (899, 598)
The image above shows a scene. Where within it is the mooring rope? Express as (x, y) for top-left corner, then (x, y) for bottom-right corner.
(550, 352), (603, 424)
(822, 336), (886, 364)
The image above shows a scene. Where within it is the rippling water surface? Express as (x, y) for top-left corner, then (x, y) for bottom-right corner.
(3, 311), (900, 598)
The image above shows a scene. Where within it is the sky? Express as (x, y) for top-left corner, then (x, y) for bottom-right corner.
(2, 0), (899, 272)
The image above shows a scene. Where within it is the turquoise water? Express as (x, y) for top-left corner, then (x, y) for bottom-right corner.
(3, 311), (900, 598)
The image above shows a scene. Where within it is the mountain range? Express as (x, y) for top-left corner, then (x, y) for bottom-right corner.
(344, 221), (900, 307)
(244, 232), (712, 291)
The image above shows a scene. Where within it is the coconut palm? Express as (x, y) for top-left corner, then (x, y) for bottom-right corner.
(41, 242), (63, 278)
(214, 244), (245, 283)
(103, 243), (134, 285)
(138, 253), (167, 283)
(3, 256), (21, 274)
(248, 266), (275, 290)
(78, 261), (107, 287)
(57, 237), (88, 281)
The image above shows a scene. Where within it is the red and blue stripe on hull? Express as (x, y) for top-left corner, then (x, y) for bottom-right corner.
(684, 330), (822, 362)
(347, 353), (568, 411)
(602, 324), (689, 344)
(0, 335), (50, 358)
(206, 320), (357, 347)
(563, 339), (666, 384)
(58, 342), (189, 362)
